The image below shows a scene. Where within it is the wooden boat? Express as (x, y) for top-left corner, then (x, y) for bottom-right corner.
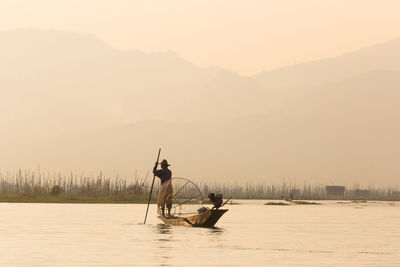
(158, 208), (228, 228)
(156, 177), (229, 228)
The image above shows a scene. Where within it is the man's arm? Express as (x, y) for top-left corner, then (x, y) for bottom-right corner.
(153, 162), (158, 175)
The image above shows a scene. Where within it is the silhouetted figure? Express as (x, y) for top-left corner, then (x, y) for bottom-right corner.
(153, 159), (173, 217)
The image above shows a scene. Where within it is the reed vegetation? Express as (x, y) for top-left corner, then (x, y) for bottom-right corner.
(264, 202), (289, 205)
(0, 170), (399, 203)
(292, 201), (321, 205)
(0, 170), (153, 203)
(200, 181), (400, 201)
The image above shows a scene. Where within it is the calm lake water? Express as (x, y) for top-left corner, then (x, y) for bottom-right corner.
(0, 200), (399, 266)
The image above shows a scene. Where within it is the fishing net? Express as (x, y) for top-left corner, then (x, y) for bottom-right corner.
(158, 177), (204, 216)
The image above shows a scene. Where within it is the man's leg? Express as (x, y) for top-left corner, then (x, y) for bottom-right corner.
(166, 196), (172, 216)
(166, 182), (173, 216)
(158, 182), (167, 216)
(167, 205), (171, 216)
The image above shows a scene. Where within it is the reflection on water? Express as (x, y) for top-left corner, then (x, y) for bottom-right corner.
(154, 224), (173, 266)
(0, 202), (399, 266)
(208, 227), (224, 235)
(155, 224), (172, 235)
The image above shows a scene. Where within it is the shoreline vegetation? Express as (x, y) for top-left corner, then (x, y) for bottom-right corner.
(0, 170), (399, 203)
(264, 201), (321, 206)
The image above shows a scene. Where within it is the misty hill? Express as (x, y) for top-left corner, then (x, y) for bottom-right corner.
(254, 37), (400, 89)
(0, 28), (265, 137)
(4, 70), (400, 184)
(1, 28), (400, 136)
(1, 28), (400, 184)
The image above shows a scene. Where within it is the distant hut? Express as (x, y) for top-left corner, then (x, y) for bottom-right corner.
(353, 189), (370, 200)
(392, 191), (400, 200)
(326, 186), (345, 199)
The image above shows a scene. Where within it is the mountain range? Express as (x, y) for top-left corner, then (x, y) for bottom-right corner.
(1, 28), (399, 185)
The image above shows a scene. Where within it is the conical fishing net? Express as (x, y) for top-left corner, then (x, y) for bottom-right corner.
(158, 177), (203, 216)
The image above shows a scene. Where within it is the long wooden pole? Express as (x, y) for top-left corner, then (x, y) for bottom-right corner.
(143, 148), (161, 224)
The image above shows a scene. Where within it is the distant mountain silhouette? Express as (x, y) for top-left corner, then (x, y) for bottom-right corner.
(0, 28), (268, 136)
(7, 70), (399, 183)
(1, 28), (399, 183)
(254, 36), (400, 89)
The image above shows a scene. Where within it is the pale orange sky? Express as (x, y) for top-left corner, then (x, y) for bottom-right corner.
(1, 0), (400, 75)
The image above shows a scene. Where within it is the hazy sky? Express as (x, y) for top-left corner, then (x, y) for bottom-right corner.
(1, 0), (400, 75)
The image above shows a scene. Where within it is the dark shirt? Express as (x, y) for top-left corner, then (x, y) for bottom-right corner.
(153, 166), (172, 184)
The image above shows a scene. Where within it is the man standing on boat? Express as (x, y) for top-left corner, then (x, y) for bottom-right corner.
(153, 159), (173, 217)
